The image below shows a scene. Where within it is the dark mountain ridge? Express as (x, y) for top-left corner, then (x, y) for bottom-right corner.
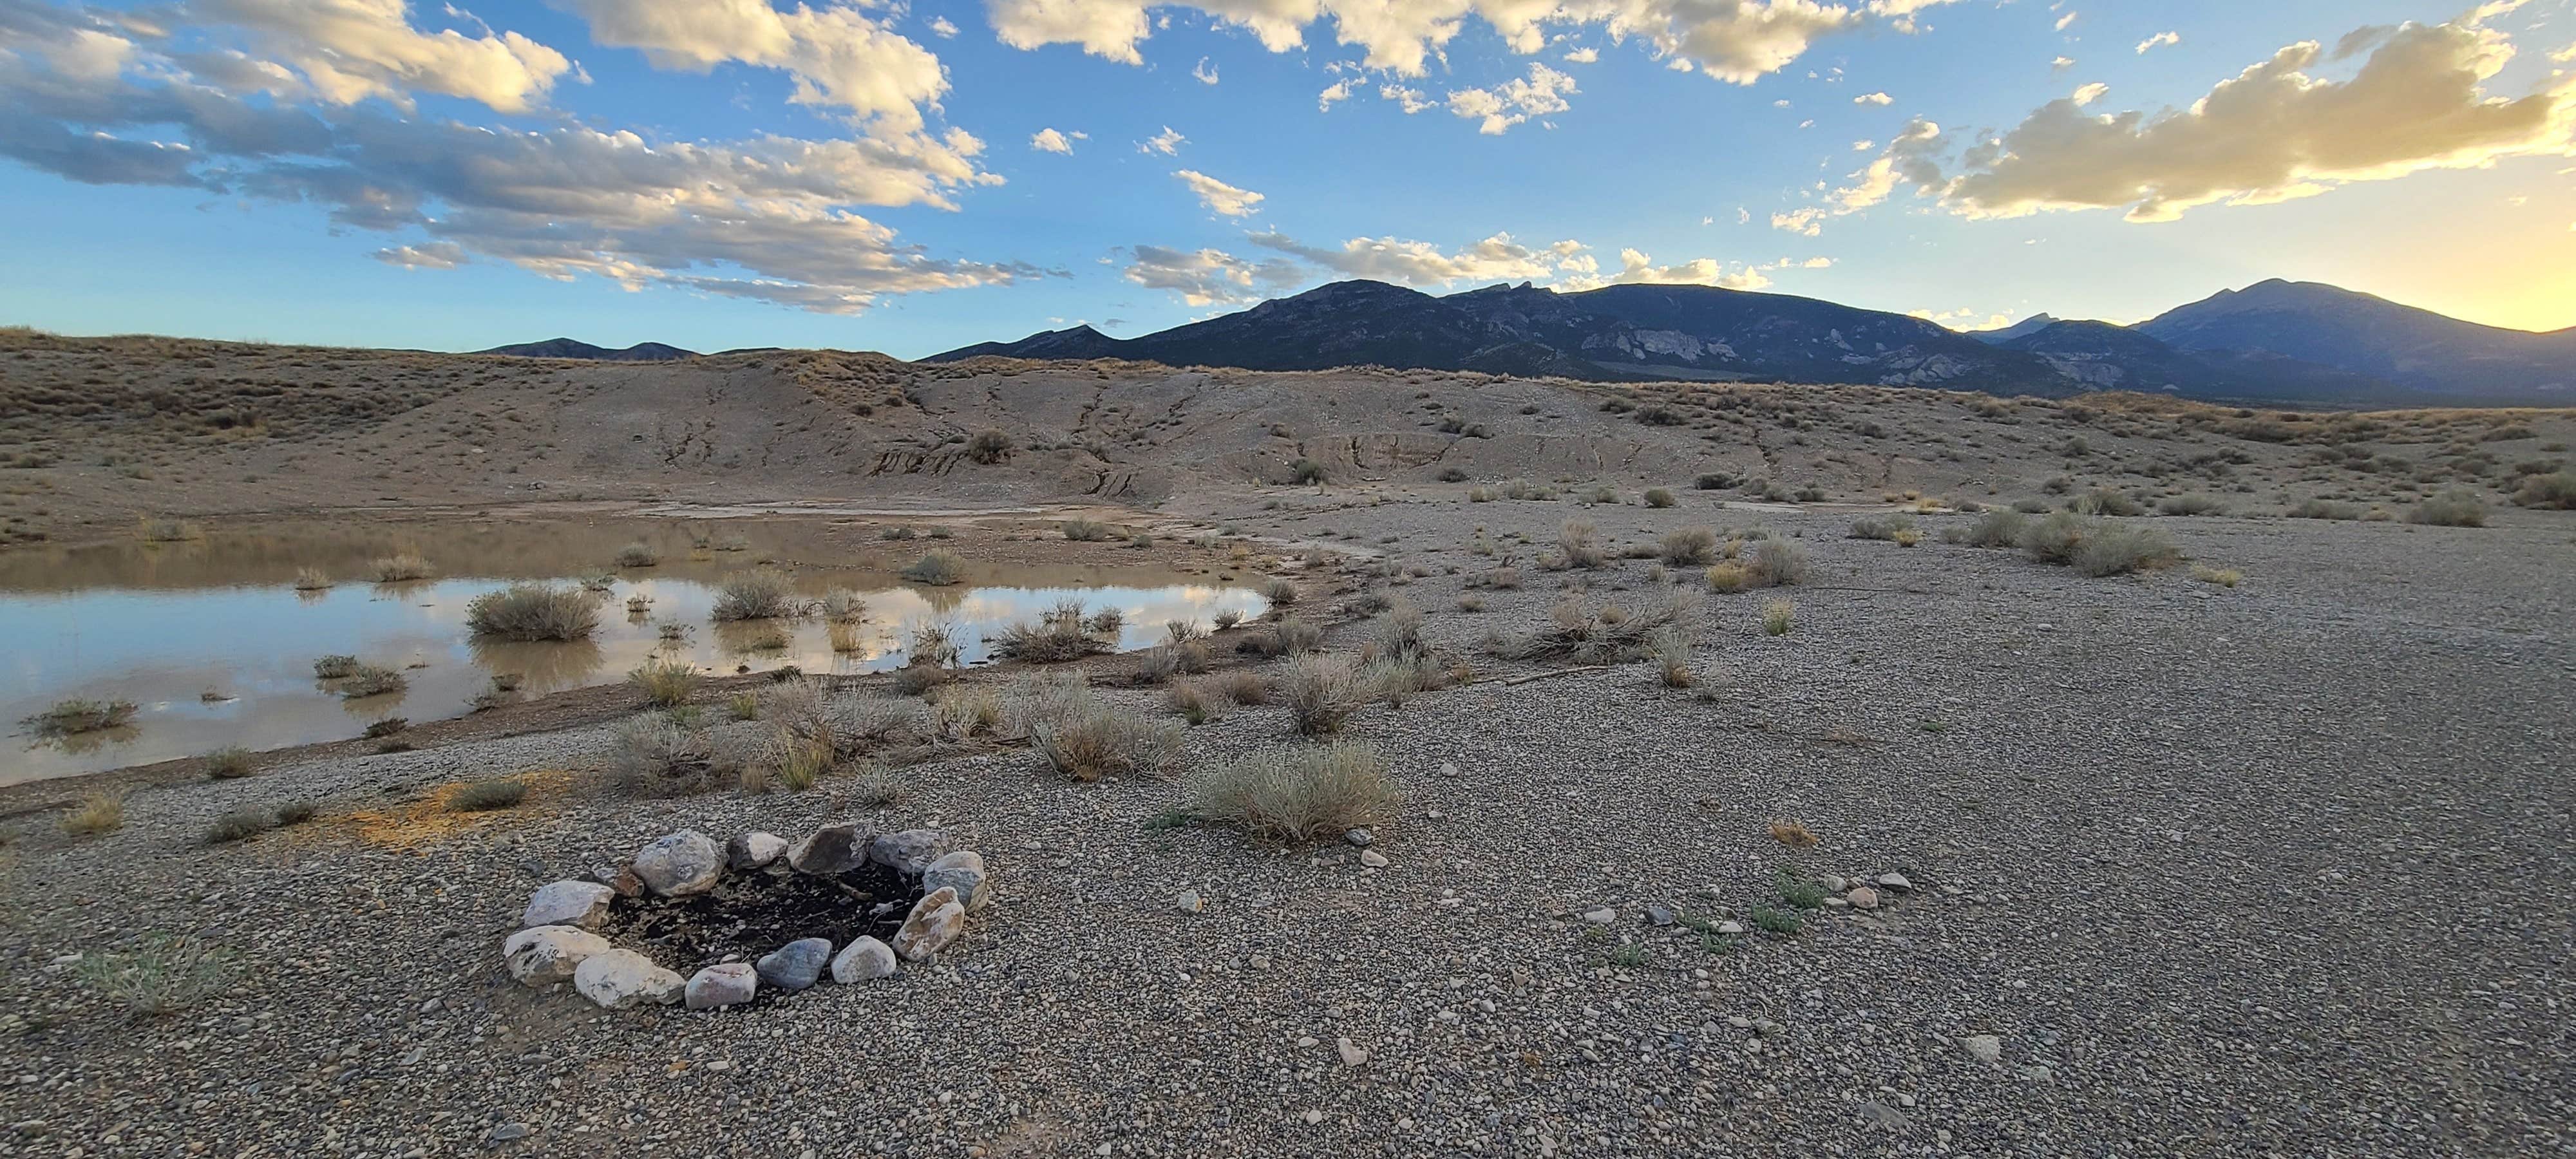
(478, 337), (698, 361)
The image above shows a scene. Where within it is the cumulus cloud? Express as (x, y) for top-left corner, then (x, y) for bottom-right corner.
(1853, 90), (1891, 105)
(1030, 126), (1074, 152)
(194, 0), (572, 112)
(1137, 124), (1184, 154)
(0, 4), (1019, 314)
(1191, 55), (1218, 83)
(929, 15), (959, 37)
(1577, 248), (1771, 291)
(553, 0), (947, 130)
(2134, 30), (2178, 54)
(1446, 62), (1575, 135)
(1947, 19), (2576, 222)
(1562, 46), (1596, 63)
(1121, 244), (1302, 305)
(1173, 168), (1262, 216)
(1249, 229), (1581, 285)
(1381, 83), (1432, 113)
(980, 0), (1924, 85)
(1318, 77), (1354, 109)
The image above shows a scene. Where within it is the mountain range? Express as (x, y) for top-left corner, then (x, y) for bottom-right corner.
(923, 278), (2575, 407)
(478, 337), (698, 361)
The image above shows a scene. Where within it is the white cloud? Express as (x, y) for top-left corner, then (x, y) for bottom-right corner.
(554, 0), (946, 129)
(1770, 207), (1824, 236)
(2051, 55), (2073, 70)
(2135, 30), (2179, 55)
(1030, 127), (1074, 153)
(1173, 168), (1263, 216)
(375, 240), (468, 269)
(929, 15), (959, 37)
(1382, 84), (1432, 113)
(1191, 55), (1218, 84)
(1137, 124), (1185, 154)
(1853, 90), (1892, 105)
(2054, 11), (2076, 32)
(1562, 46), (1596, 63)
(1249, 230), (1582, 286)
(2070, 82), (2107, 105)
(1446, 62), (1576, 135)
(1946, 19), (2576, 222)
(1318, 78), (1354, 109)
(1852, 139), (1873, 150)
(1122, 244), (1302, 305)
(193, 0), (571, 112)
(980, 0), (1922, 85)
(1580, 248), (1770, 291)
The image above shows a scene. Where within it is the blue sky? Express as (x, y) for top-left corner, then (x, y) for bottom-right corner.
(3, 0), (2572, 357)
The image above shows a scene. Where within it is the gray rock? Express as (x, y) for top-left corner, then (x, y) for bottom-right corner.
(1358, 849), (1389, 869)
(1716, 920), (1745, 936)
(726, 831), (788, 870)
(1581, 908), (1616, 925)
(1644, 903), (1675, 927)
(573, 949), (685, 1009)
(1876, 871), (1913, 891)
(1847, 885), (1880, 909)
(521, 880), (616, 930)
(867, 828), (951, 875)
(502, 925), (611, 986)
(830, 936), (897, 983)
(683, 963), (757, 1010)
(1344, 827), (1374, 848)
(1961, 1034), (2003, 1064)
(632, 831), (723, 897)
(755, 938), (832, 991)
(894, 887), (965, 960)
(786, 823), (872, 876)
(1338, 1037), (1369, 1067)
(1176, 890), (1203, 913)
(921, 850), (989, 912)
(592, 863), (643, 898)
(488, 1122), (531, 1144)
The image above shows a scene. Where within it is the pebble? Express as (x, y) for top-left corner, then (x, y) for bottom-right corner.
(1344, 827), (1374, 847)
(1582, 908), (1616, 925)
(1177, 890), (1204, 914)
(1847, 886), (1880, 909)
(1338, 1037), (1368, 1067)
(1961, 1034), (2003, 1064)
(1876, 872), (1913, 891)
(1358, 849), (1388, 869)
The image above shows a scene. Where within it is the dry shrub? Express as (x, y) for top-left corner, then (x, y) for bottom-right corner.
(933, 686), (1002, 738)
(820, 589), (867, 622)
(1210, 668), (1270, 704)
(1704, 563), (1749, 594)
(1769, 819), (1818, 847)
(1651, 628), (1694, 688)
(369, 552), (433, 582)
(338, 664), (406, 699)
(902, 550), (966, 585)
(1747, 540), (1808, 587)
(2070, 523), (2179, 577)
(2408, 490), (2487, 527)
(990, 599), (1111, 663)
(448, 778), (526, 811)
(1190, 742), (1399, 844)
(27, 698), (138, 736)
(615, 541), (661, 567)
(466, 583), (600, 641)
(1280, 652), (1368, 735)
(1499, 594), (1691, 664)
(1260, 578), (1300, 605)
(1659, 527), (1718, 565)
(628, 659), (697, 707)
(607, 716), (721, 796)
(1556, 520), (1607, 569)
(62, 792), (124, 836)
(1760, 599), (1795, 636)
(712, 570), (802, 619)
(1034, 709), (1185, 782)
(1961, 509), (2027, 547)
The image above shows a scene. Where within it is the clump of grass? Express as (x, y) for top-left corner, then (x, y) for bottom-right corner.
(1749, 906), (1803, 935)
(2073, 487), (2145, 517)
(1776, 865), (1828, 908)
(1555, 520), (1609, 569)
(712, 570), (803, 619)
(274, 801), (317, 825)
(1498, 594), (1691, 664)
(465, 583), (600, 641)
(615, 541), (661, 567)
(820, 589), (867, 622)
(967, 429), (1015, 464)
(1768, 819), (1817, 847)
(2408, 490), (2487, 527)
(136, 517), (204, 542)
(607, 716), (719, 796)
(1034, 709), (1186, 782)
(990, 599), (1112, 663)
(1658, 527), (1718, 565)
(1848, 514), (1915, 541)
(450, 778), (527, 811)
(368, 552), (433, 582)
(1289, 457), (1327, 485)
(1704, 563), (1749, 594)
(628, 659), (698, 707)
(362, 717), (408, 739)
(931, 685), (1003, 739)
(902, 550), (965, 586)
(202, 747), (254, 780)
(1651, 628), (1694, 688)
(822, 621), (863, 654)
(2192, 565), (2242, 588)
(313, 654), (359, 679)
(204, 807), (276, 845)
(1189, 742), (1399, 844)
(1759, 599), (1794, 636)
(25, 698), (138, 737)
(848, 761), (909, 807)
(291, 567), (332, 591)
(1238, 614), (1323, 657)
(763, 729), (832, 792)
(2017, 514), (2177, 577)
(339, 665), (406, 699)
(2514, 471), (2576, 509)
(1643, 487), (1676, 508)
(1279, 652), (1368, 734)
(1747, 540), (1808, 587)
(1960, 509), (2027, 547)
(75, 935), (238, 1017)
(1260, 578), (1300, 606)
(62, 793), (124, 836)
(2157, 494), (2226, 516)
(1061, 518), (1117, 542)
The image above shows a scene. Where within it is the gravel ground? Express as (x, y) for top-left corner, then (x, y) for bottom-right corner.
(3, 496), (2571, 1158)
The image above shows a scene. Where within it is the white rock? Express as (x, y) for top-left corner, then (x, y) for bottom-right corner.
(684, 963), (757, 1010)
(502, 926), (611, 986)
(726, 832), (788, 870)
(895, 887), (965, 961)
(1960, 1034), (2002, 1065)
(632, 831), (724, 897)
(1876, 872), (1913, 891)
(1848, 886), (1880, 909)
(1177, 890), (1204, 914)
(521, 880), (616, 930)
(1716, 921), (1745, 936)
(1581, 908), (1616, 925)
(573, 949), (685, 1009)
(868, 828), (951, 875)
(1338, 1037), (1368, 1068)
(1358, 849), (1389, 869)
(830, 936), (897, 983)
(922, 850), (989, 912)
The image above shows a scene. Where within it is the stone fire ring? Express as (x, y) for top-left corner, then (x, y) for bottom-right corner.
(502, 823), (990, 1011)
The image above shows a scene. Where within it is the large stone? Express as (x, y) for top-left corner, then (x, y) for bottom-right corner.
(573, 949), (685, 1009)
(756, 938), (833, 992)
(921, 850), (989, 912)
(684, 963), (757, 1010)
(787, 823), (873, 876)
(728, 831), (788, 870)
(867, 829), (951, 875)
(502, 925), (611, 986)
(632, 831), (724, 897)
(893, 887), (965, 961)
(521, 880), (616, 930)
(830, 936), (897, 983)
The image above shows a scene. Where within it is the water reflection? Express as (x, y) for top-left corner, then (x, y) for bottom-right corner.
(1, 520), (1262, 784)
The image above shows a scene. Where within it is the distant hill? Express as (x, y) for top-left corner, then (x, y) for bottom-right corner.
(478, 338), (698, 361)
(1971, 314), (2058, 345)
(928, 279), (2078, 395)
(2137, 279), (2576, 402)
(1996, 319), (2415, 406)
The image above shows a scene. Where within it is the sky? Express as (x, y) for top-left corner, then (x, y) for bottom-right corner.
(1, 0), (2573, 359)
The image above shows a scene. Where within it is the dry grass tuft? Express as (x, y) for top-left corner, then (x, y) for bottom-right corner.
(1498, 594), (1692, 664)
(1658, 527), (1718, 565)
(712, 570), (803, 619)
(1190, 742), (1399, 844)
(902, 550), (966, 586)
(62, 792), (124, 836)
(26, 697), (138, 737)
(1760, 599), (1795, 636)
(1034, 709), (1186, 782)
(627, 659), (698, 707)
(368, 552), (433, 582)
(465, 583), (600, 641)
(1769, 819), (1818, 847)
(1280, 652), (1369, 734)
(448, 777), (527, 812)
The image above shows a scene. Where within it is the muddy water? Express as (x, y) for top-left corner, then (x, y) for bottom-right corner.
(0, 518), (1264, 784)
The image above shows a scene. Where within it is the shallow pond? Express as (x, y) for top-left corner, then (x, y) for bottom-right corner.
(0, 518), (1264, 783)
